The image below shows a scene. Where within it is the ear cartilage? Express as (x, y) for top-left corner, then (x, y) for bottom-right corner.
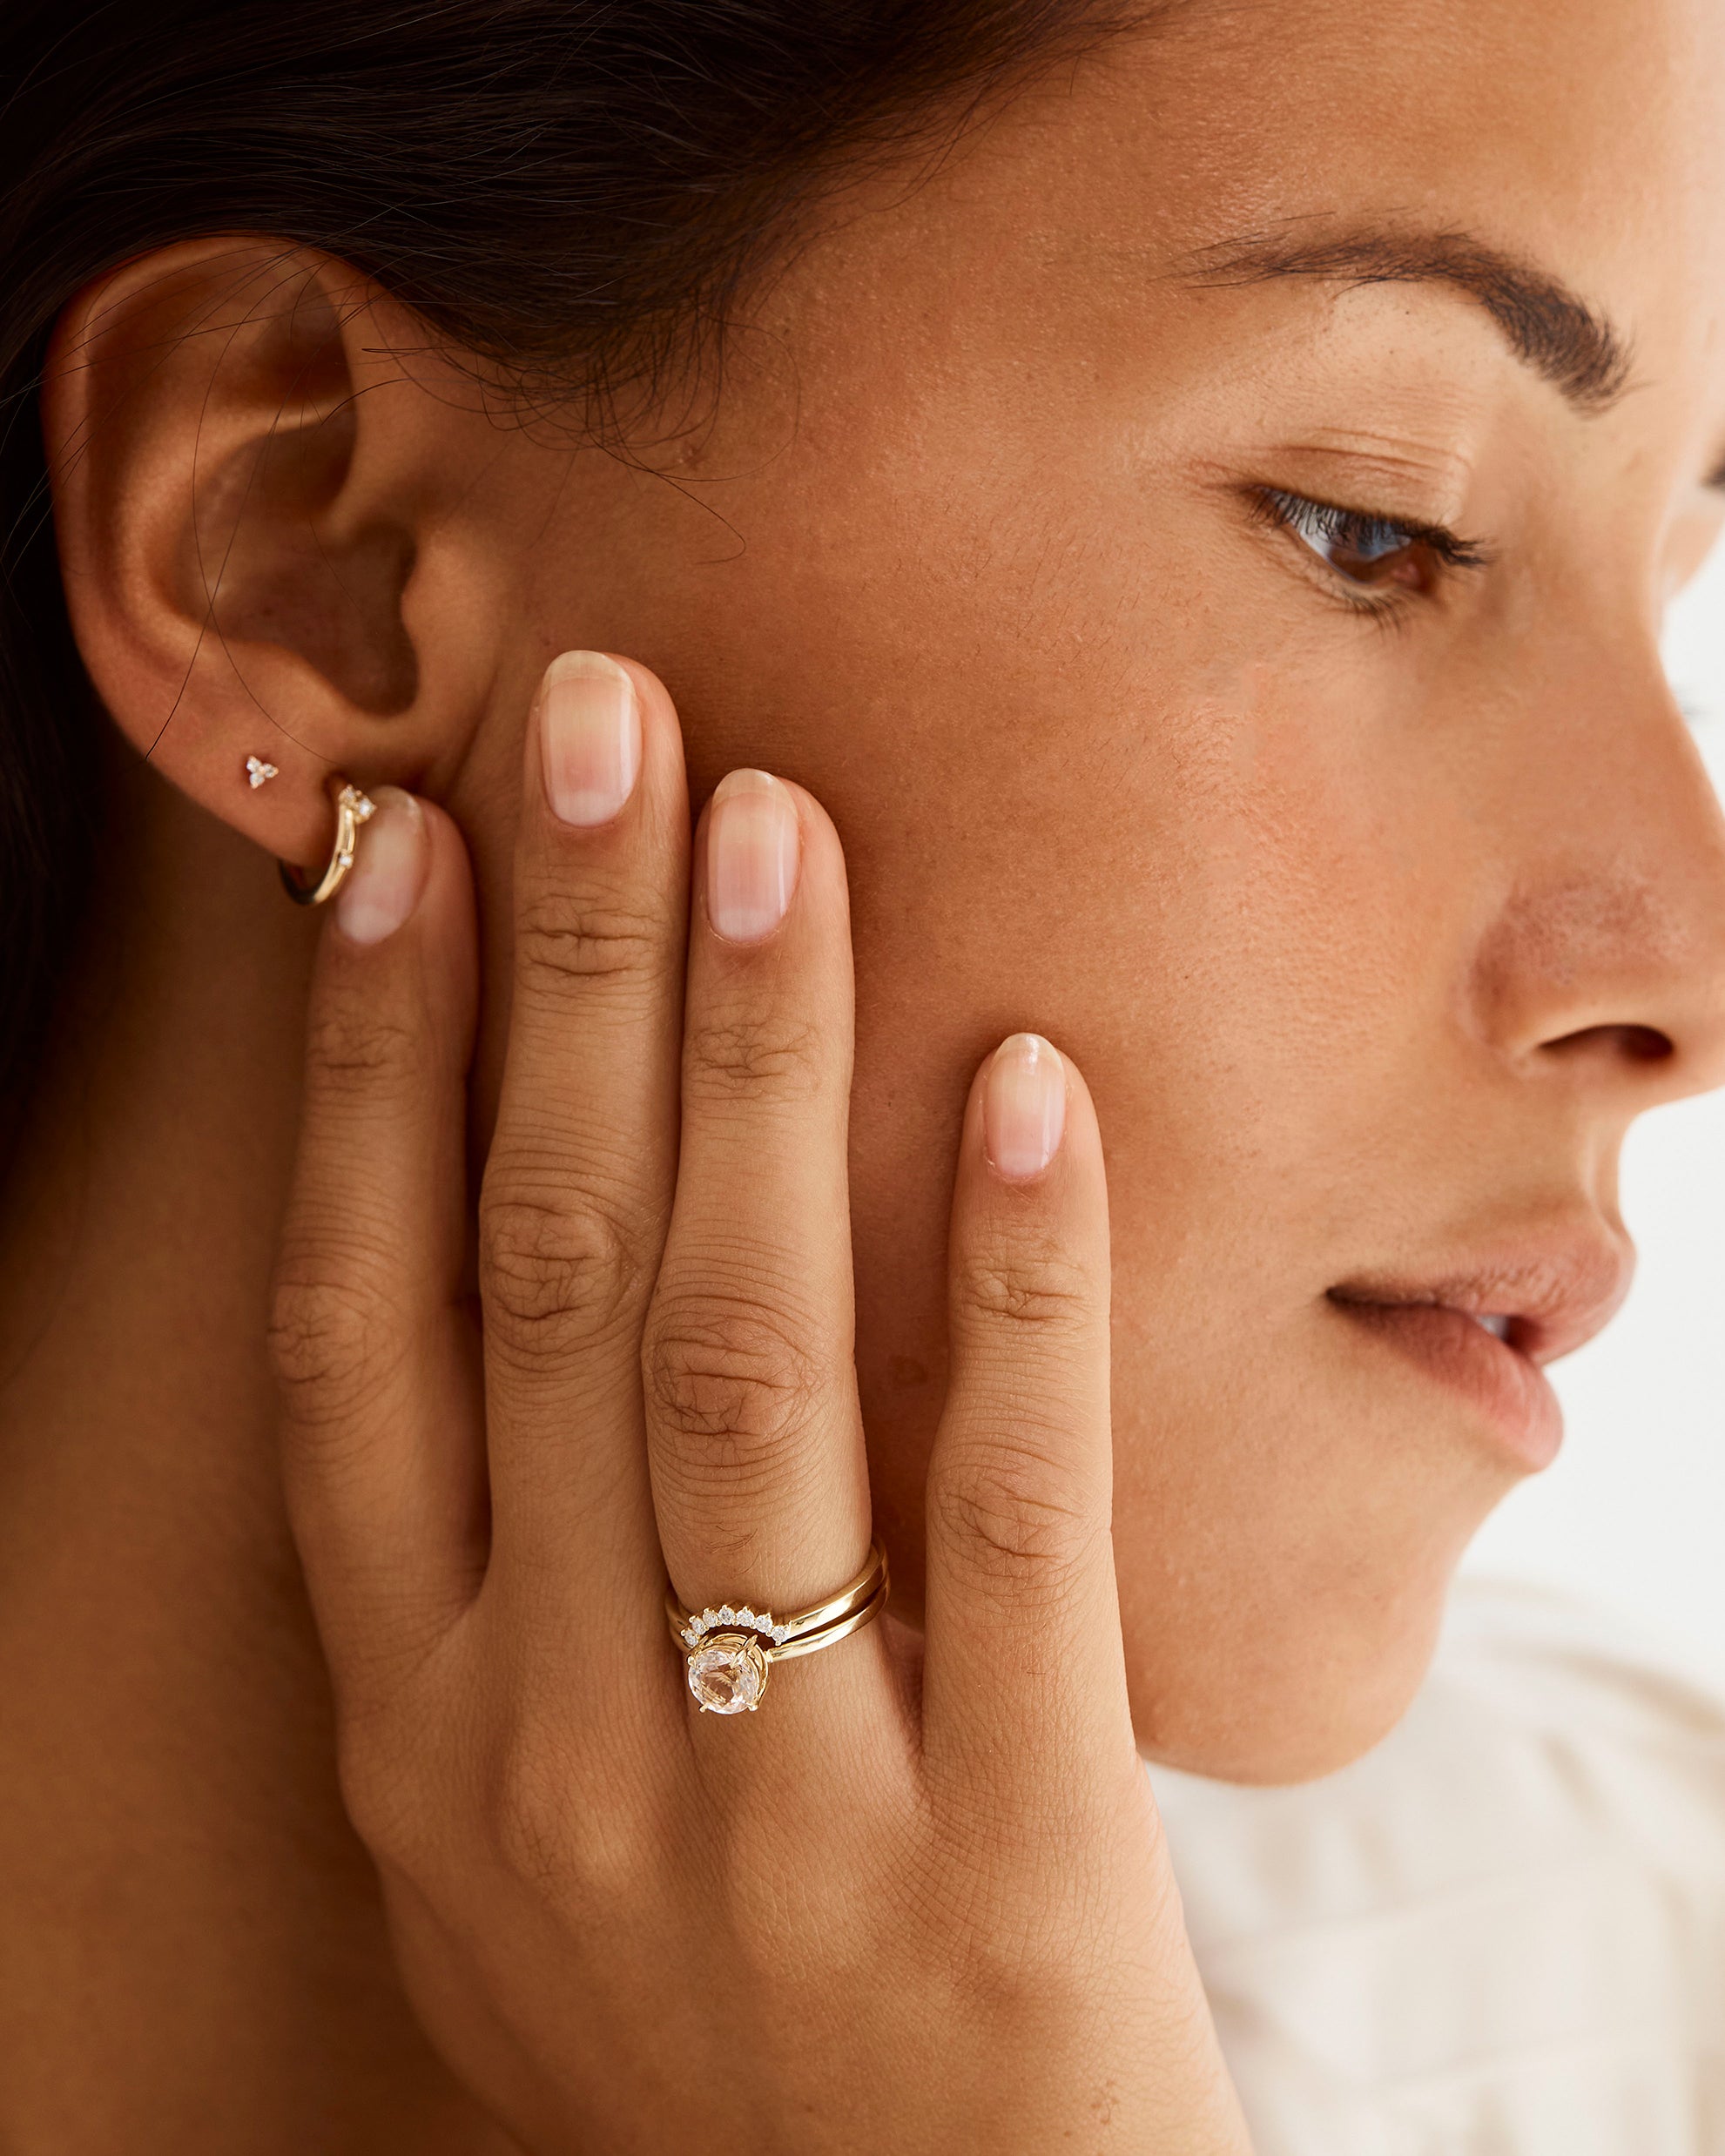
(246, 756), (280, 789)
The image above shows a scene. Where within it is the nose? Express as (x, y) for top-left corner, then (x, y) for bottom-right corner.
(1467, 631), (1725, 1108)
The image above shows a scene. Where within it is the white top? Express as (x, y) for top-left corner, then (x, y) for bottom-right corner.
(1149, 1581), (1725, 2154)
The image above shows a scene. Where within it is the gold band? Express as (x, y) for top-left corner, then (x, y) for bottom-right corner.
(280, 778), (377, 906)
(667, 1541), (890, 1714)
(765, 1583), (887, 1662)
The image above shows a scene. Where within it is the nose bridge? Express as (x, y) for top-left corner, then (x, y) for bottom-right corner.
(1470, 613), (1725, 1096)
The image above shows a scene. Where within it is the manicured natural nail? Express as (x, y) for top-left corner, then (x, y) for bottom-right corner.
(537, 650), (641, 826)
(335, 786), (428, 946)
(983, 1034), (1067, 1182)
(706, 770), (800, 942)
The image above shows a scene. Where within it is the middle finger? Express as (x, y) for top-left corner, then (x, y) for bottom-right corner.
(643, 771), (875, 1644)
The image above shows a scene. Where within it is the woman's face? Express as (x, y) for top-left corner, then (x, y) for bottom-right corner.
(424, 0), (1725, 1775)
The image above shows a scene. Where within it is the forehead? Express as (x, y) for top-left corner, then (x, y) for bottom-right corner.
(906, 0), (1725, 387)
(1087, 0), (1725, 248)
(751, 0), (1725, 494)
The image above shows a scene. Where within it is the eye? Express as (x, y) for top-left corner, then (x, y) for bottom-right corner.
(1252, 487), (1489, 599)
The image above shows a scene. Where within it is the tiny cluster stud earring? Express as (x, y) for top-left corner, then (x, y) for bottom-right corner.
(245, 754), (279, 788)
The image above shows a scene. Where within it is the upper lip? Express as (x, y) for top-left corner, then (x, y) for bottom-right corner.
(1328, 1221), (1634, 1364)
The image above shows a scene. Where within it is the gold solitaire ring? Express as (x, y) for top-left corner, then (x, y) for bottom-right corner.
(666, 1541), (890, 1715)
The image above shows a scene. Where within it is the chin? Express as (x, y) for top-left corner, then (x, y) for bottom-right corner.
(1107, 1340), (1522, 1788)
(1120, 1572), (1455, 1787)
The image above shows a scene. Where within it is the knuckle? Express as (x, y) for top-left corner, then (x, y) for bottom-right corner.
(489, 1728), (579, 1891)
(930, 1438), (1102, 1590)
(335, 1713), (436, 1875)
(267, 1253), (405, 1427)
(515, 886), (666, 1001)
(954, 1239), (1095, 1338)
(683, 1008), (826, 1103)
(644, 1284), (825, 1474)
(952, 1906), (1098, 2027)
(305, 1001), (422, 1110)
(486, 1720), (654, 1910)
(479, 1180), (651, 1358)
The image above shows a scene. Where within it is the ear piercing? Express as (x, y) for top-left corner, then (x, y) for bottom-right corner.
(260, 760), (380, 908)
(279, 778), (378, 907)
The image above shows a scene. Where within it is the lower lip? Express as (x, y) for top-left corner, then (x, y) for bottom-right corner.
(1331, 1300), (1563, 1471)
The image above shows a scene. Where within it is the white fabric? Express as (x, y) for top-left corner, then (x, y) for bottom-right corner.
(1149, 1580), (1725, 2154)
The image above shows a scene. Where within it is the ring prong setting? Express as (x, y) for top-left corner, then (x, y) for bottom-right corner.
(685, 1631), (770, 1715)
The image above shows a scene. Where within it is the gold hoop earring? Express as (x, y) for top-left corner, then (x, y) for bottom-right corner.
(280, 778), (378, 906)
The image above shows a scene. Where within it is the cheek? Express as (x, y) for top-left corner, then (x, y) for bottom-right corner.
(844, 626), (1513, 1778)
(832, 635), (1482, 1755)
(569, 412), (1497, 1779)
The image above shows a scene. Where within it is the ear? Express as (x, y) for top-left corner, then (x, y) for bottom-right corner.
(43, 239), (505, 870)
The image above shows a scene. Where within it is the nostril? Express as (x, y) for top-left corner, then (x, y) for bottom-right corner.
(1545, 1022), (1674, 1063)
(1620, 1025), (1675, 1063)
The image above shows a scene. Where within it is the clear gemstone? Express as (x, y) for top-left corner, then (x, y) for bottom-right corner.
(686, 1634), (766, 1714)
(772, 1625), (789, 1643)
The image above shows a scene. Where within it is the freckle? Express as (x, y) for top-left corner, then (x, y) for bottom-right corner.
(888, 1355), (928, 1387)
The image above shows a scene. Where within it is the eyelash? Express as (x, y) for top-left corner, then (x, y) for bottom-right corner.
(1249, 486), (1493, 613)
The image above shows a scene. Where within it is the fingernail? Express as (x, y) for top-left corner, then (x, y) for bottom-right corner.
(538, 651), (641, 826)
(335, 787), (428, 946)
(706, 770), (800, 942)
(984, 1034), (1067, 1182)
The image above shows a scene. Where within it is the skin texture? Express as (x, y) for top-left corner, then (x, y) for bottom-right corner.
(254, 702), (1250, 2151)
(3, 0), (1725, 2139)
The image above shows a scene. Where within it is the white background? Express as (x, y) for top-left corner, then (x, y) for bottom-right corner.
(1460, 541), (1725, 1674)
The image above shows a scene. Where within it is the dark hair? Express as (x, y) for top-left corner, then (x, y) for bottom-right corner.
(0, 0), (1130, 1125)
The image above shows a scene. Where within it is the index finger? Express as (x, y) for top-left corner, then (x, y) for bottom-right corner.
(270, 791), (485, 1682)
(477, 652), (690, 1635)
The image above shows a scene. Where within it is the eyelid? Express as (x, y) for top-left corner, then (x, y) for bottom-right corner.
(1250, 485), (1493, 572)
(1242, 485), (1492, 586)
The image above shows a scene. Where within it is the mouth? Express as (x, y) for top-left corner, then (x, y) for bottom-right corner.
(1326, 1230), (1634, 1472)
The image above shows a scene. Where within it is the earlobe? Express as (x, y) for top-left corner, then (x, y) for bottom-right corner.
(41, 238), (491, 873)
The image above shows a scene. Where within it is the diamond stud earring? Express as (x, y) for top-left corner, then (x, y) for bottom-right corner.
(246, 755), (280, 789)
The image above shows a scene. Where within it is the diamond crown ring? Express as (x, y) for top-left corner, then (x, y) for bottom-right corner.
(665, 1540), (889, 1715)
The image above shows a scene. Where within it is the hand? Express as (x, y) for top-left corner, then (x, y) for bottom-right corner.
(270, 651), (1250, 2153)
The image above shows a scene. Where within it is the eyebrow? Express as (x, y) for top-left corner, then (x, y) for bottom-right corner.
(1187, 226), (1633, 412)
